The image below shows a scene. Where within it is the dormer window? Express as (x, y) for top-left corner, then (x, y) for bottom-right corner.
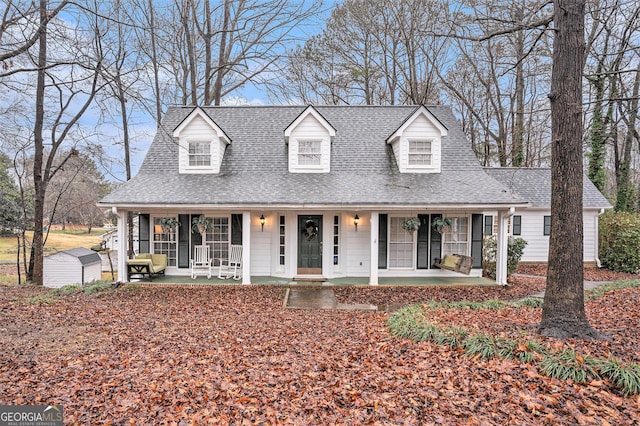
(387, 106), (447, 174)
(284, 106), (336, 173)
(408, 138), (433, 166)
(298, 139), (322, 166)
(173, 107), (231, 175)
(188, 141), (212, 167)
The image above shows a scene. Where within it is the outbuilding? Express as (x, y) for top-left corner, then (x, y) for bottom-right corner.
(43, 247), (102, 288)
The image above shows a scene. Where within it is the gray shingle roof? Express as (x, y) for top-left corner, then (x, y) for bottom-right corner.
(100, 105), (527, 208)
(61, 248), (102, 265)
(484, 167), (612, 209)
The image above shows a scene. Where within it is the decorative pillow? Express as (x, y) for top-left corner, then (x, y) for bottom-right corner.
(442, 255), (459, 268)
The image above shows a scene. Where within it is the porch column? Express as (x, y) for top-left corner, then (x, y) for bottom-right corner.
(496, 209), (512, 285)
(116, 208), (127, 283)
(242, 211), (251, 285)
(369, 212), (379, 285)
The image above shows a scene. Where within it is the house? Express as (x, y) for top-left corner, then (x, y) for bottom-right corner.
(483, 168), (611, 265)
(98, 105), (608, 285)
(43, 247), (102, 288)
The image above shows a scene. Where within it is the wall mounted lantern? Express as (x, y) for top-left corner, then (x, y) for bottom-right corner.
(260, 214), (265, 232)
(354, 214), (360, 232)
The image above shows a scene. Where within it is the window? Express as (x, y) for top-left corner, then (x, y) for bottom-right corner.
(484, 216), (493, 235)
(279, 216), (285, 266)
(153, 217), (177, 267)
(543, 215), (551, 236)
(442, 216), (469, 255)
(408, 139), (432, 166)
(298, 140), (322, 166)
(389, 217), (414, 268)
(204, 217), (230, 266)
(188, 141), (211, 167)
(512, 215), (522, 236)
(333, 216), (340, 265)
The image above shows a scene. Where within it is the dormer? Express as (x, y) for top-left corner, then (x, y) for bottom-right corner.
(284, 106), (336, 173)
(386, 106), (447, 173)
(173, 107), (231, 174)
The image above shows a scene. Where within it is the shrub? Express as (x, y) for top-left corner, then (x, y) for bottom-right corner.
(482, 235), (528, 279)
(599, 211), (640, 273)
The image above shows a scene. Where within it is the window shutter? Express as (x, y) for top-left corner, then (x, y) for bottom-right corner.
(416, 214), (430, 269)
(231, 214), (243, 245)
(178, 214), (190, 268)
(471, 214), (483, 268)
(378, 214), (387, 269)
(138, 214), (150, 254)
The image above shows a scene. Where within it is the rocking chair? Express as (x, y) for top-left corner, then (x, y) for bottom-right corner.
(190, 245), (212, 279)
(218, 245), (242, 280)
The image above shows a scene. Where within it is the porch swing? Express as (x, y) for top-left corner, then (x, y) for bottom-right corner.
(434, 254), (474, 275)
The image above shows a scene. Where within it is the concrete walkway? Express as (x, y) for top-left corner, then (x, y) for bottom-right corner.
(284, 287), (377, 311)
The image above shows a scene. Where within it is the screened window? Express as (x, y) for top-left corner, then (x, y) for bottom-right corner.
(153, 217), (177, 267)
(389, 217), (414, 268)
(543, 216), (551, 236)
(442, 216), (469, 255)
(203, 217), (229, 266)
(408, 139), (432, 166)
(298, 140), (322, 165)
(512, 215), (522, 236)
(188, 141), (211, 167)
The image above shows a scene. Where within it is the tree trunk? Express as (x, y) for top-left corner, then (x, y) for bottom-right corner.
(213, 0), (231, 106)
(29, 0), (48, 286)
(539, 0), (599, 339)
(615, 62), (640, 212)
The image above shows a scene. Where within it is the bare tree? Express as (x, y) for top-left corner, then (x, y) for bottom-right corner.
(539, 0), (599, 339)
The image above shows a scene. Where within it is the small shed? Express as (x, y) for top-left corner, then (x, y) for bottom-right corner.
(44, 248), (102, 288)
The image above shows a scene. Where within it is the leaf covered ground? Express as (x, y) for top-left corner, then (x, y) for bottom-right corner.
(0, 264), (639, 424)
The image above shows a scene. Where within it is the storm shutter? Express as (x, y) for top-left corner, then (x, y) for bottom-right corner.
(231, 214), (243, 245)
(471, 214), (483, 268)
(378, 214), (388, 269)
(429, 214), (442, 267)
(178, 214), (190, 268)
(138, 214), (150, 254)
(417, 214), (430, 269)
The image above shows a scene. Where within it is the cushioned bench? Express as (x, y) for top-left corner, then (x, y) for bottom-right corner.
(434, 254), (473, 275)
(127, 253), (167, 281)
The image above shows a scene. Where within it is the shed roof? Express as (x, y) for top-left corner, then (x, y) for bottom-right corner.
(54, 248), (102, 265)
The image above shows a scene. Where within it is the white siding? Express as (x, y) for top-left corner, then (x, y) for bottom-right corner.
(390, 114), (442, 173)
(517, 209), (601, 263)
(250, 212), (272, 275)
(177, 115), (225, 174)
(44, 253), (101, 288)
(288, 114), (331, 173)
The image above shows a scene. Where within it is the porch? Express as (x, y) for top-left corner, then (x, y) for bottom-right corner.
(125, 274), (497, 287)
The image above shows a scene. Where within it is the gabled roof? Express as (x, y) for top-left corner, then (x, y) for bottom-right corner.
(172, 106), (231, 144)
(484, 167), (612, 209)
(100, 105), (526, 209)
(284, 105), (336, 143)
(50, 248), (101, 265)
(386, 105), (448, 144)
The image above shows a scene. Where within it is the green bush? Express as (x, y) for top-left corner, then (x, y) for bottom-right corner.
(599, 211), (640, 273)
(482, 235), (528, 279)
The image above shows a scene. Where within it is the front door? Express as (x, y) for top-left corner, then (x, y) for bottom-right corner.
(298, 215), (322, 275)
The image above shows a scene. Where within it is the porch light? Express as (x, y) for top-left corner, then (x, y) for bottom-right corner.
(260, 214), (265, 232)
(354, 214), (360, 232)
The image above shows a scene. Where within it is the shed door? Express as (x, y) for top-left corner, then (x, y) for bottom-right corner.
(298, 215), (322, 274)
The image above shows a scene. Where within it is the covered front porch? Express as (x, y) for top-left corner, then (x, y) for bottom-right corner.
(112, 207), (515, 286)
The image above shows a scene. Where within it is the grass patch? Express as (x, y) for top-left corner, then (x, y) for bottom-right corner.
(0, 228), (107, 261)
(388, 304), (640, 396)
(27, 280), (115, 304)
(585, 279), (640, 301)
